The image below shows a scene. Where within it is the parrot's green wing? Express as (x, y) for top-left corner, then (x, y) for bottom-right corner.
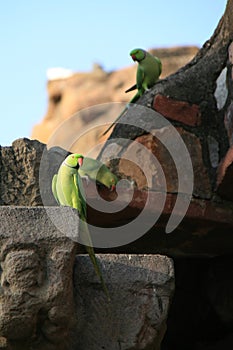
(73, 173), (87, 218)
(52, 174), (59, 204)
(154, 56), (162, 76)
(136, 65), (145, 91)
(73, 172), (110, 300)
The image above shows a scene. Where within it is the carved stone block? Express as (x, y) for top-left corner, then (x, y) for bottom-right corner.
(74, 254), (174, 350)
(0, 206), (77, 350)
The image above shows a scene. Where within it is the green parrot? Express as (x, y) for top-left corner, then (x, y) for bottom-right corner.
(102, 48), (162, 136)
(78, 157), (118, 190)
(52, 153), (110, 299)
(125, 48), (162, 101)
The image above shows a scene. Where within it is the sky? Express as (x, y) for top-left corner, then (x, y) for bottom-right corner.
(0, 0), (227, 146)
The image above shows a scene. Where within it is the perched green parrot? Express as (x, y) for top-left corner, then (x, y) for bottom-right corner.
(78, 157), (118, 190)
(125, 48), (162, 102)
(52, 153), (110, 299)
(102, 48), (162, 136)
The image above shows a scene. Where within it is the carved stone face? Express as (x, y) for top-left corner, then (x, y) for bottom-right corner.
(0, 207), (77, 350)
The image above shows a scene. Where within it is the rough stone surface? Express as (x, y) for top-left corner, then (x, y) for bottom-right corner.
(153, 94), (201, 126)
(224, 101), (233, 146)
(0, 206), (77, 350)
(229, 42), (233, 79)
(207, 135), (219, 168)
(0, 138), (69, 206)
(134, 129), (212, 198)
(100, 126), (212, 198)
(0, 138), (45, 206)
(74, 254), (174, 350)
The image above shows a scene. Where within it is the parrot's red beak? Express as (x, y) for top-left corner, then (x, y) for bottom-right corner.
(110, 185), (116, 192)
(78, 158), (83, 167)
(131, 54), (136, 61)
(110, 179), (116, 192)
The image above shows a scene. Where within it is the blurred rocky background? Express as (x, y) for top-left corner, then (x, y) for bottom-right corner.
(31, 46), (198, 154)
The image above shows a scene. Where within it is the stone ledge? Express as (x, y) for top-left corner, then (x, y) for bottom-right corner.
(84, 184), (233, 257)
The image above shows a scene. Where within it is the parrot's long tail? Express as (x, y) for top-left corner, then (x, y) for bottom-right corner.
(80, 220), (110, 301)
(85, 245), (111, 301)
(102, 105), (128, 136)
(125, 84), (137, 93)
(101, 91), (142, 137)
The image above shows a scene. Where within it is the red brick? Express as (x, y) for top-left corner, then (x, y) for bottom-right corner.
(153, 94), (201, 126)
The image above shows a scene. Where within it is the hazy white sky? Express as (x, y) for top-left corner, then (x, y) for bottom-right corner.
(0, 0), (227, 145)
